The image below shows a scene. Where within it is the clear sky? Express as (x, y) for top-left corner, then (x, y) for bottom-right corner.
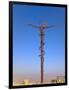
(13, 4), (65, 83)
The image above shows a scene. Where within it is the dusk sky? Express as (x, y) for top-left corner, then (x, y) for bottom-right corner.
(13, 4), (65, 83)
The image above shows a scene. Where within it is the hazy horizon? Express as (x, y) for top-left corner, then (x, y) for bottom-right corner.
(13, 71), (65, 84)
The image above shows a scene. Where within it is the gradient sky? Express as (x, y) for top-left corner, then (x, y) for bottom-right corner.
(13, 4), (65, 83)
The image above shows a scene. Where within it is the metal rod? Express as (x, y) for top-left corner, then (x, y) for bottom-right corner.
(40, 29), (44, 83)
(28, 24), (55, 84)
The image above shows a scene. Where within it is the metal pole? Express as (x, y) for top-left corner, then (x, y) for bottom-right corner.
(40, 28), (44, 83)
(28, 24), (55, 84)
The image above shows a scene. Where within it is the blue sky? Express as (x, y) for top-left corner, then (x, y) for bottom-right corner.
(13, 4), (65, 83)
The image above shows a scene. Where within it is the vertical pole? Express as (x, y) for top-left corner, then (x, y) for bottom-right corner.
(40, 28), (44, 83)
